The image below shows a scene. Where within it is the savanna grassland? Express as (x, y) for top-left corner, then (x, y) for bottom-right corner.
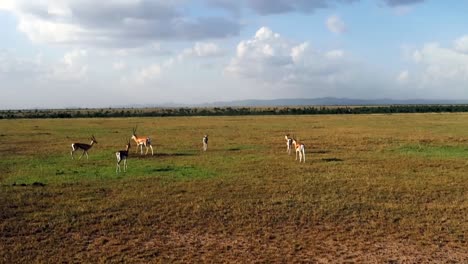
(0, 114), (467, 263)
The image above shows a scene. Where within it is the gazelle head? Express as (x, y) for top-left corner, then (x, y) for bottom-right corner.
(131, 126), (138, 141)
(91, 135), (98, 144)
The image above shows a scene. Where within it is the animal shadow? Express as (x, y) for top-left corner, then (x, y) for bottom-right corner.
(322, 158), (344, 162)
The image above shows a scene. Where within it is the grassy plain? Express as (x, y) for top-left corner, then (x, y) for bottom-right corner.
(0, 114), (467, 262)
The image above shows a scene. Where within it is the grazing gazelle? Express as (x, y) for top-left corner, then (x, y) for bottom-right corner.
(285, 135), (293, 155)
(71, 135), (98, 160)
(292, 137), (306, 163)
(116, 139), (131, 173)
(202, 135), (209, 151)
(131, 127), (154, 155)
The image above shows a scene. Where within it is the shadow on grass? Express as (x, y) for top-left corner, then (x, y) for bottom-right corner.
(226, 145), (261, 152)
(12, 182), (46, 187)
(322, 158), (344, 162)
(311, 150), (330, 154)
(152, 167), (175, 172)
(227, 148), (241, 151)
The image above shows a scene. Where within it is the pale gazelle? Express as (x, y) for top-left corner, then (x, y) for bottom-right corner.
(116, 139), (131, 173)
(292, 137), (306, 163)
(71, 135), (97, 160)
(285, 134), (293, 155)
(202, 135), (208, 151)
(131, 127), (154, 155)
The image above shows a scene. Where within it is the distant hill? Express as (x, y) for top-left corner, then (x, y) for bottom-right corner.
(201, 97), (468, 107)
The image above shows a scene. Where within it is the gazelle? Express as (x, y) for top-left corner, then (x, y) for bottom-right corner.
(131, 127), (154, 155)
(292, 137), (306, 163)
(202, 135), (208, 151)
(71, 135), (97, 160)
(285, 135), (293, 155)
(116, 139), (131, 173)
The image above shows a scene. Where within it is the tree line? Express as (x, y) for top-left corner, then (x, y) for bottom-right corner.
(1, 105), (468, 119)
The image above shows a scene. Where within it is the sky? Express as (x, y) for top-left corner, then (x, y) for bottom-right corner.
(1, 0), (468, 109)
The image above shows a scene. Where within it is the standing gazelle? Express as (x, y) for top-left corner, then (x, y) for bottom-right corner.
(116, 139), (131, 173)
(292, 137), (306, 163)
(71, 135), (97, 160)
(202, 135), (209, 151)
(285, 135), (293, 155)
(131, 127), (154, 155)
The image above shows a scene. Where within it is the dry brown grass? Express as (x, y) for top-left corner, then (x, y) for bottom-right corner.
(0, 114), (467, 262)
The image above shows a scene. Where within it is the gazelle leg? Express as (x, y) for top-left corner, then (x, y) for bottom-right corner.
(79, 150), (85, 160)
(149, 145), (153, 155)
(140, 145), (143, 155)
(85, 151), (89, 160)
(124, 159), (127, 172)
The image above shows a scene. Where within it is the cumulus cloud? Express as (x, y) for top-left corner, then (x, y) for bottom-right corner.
(180, 42), (224, 59)
(412, 43), (468, 82)
(48, 49), (89, 81)
(454, 35), (468, 54)
(121, 63), (163, 86)
(399, 39), (468, 98)
(0, 49), (88, 83)
(225, 27), (351, 88)
(326, 15), (347, 34)
(1, 0), (241, 48)
(397, 70), (409, 82)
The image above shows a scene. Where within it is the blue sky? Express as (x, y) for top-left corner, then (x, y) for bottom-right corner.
(1, 0), (468, 109)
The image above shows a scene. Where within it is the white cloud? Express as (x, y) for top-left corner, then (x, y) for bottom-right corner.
(225, 27), (350, 88)
(180, 42), (224, 59)
(326, 15), (347, 34)
(0, 0), (14, 10)
(48, 49), (88, 81)
(454, 35), (468, 54)
(412, 43), (468, 82)
(113, 43), (172, 57)
(113, 61), (126, 71)
(398, 39), (468, 98)
(291, 42), (309, 63)
(1, 0), (240, 48)
(135, 64), (162, 84)
(397, 70), (409, 82)
(326, 49), (345, 59)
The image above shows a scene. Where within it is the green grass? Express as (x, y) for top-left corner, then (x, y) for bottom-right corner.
(0, 114), (467, 262)
(397, 144), (468, 159)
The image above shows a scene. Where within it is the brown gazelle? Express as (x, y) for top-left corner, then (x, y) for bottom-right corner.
(131, 126), (154, 155)
(292, 136), (306, 163)
(116, 139), (131, 173)
(285, 134), (293, 155)
(71, 135), (97, 160)
(202, 135), (209, 151)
